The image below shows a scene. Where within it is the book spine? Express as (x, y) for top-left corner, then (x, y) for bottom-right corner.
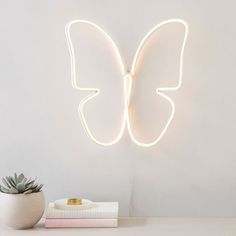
(45, 218), (118, 228)
(46, 210), (118, 219)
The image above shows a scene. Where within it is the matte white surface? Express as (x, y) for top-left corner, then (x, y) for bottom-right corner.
(1, 218), (236, 236)
(0, 192), (45, 229)
(1, 0), (236, 216)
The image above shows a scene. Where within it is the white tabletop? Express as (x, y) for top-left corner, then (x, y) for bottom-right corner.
(1, 218), (236, 236)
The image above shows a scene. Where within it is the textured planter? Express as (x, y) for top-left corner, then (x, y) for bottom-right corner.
(0, 191), (45, 229)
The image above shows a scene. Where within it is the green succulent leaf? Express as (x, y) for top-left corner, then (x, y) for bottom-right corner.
(16, 183), (26, 193)
(5, 176), (15, 188)
(9, 187), (18, 194)
(2, 178), (11, 189)
(14, 173), (17, 183)
(18, 173), (25, 183)
(0, 185), (10, 193)
(26, 180), (35, 187)
(25, 178), (32, 185)
(36, 184), (43, 192)
(24, 189), (33, 194)
(0, 173), (43, 194)
(22, 177), (27, 184)
(10, 176), (16, 185)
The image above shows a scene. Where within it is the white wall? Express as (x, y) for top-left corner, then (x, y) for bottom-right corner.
(1, 0), (236, 216)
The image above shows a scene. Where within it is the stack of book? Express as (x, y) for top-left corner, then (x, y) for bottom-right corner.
(45, 200), (119, 228)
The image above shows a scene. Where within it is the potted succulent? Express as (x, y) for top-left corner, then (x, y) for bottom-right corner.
(0, 173), (45, 229)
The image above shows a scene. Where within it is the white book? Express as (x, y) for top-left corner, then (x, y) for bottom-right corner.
(46, 202), (119, 219)
(45, 218), (118, 228)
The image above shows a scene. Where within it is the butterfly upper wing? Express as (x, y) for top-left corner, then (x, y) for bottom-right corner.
(65, 20), (126, 146)
(128, 19), (188, 147)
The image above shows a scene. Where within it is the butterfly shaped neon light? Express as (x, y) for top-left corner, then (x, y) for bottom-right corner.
(65, 19), (188, 147)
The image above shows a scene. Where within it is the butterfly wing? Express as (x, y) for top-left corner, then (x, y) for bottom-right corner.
(65, 20), (126, 146)
(128, 19), (188, 147)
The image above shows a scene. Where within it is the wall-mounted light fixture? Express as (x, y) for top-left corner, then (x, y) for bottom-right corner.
(65, 19), (188, 147)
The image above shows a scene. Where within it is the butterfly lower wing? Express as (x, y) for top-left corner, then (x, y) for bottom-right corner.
(128, 19), (188, 147)
(65, 20), (126, 146)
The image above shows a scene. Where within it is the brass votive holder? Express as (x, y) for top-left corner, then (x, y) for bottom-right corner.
(67, 198), (82, 205)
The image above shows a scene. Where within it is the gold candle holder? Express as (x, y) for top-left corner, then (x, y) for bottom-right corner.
(67, 198), (82, 205)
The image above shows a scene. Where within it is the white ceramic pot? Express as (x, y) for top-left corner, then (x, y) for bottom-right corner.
(0, 191), (45, 229)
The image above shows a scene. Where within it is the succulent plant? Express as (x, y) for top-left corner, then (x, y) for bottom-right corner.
(0, 173), (43, 194)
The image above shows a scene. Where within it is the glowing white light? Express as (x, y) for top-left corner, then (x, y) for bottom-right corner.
(65, 19), (188, 147)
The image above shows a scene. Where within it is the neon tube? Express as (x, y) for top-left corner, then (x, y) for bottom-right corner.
(65, 19), (188, 147)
